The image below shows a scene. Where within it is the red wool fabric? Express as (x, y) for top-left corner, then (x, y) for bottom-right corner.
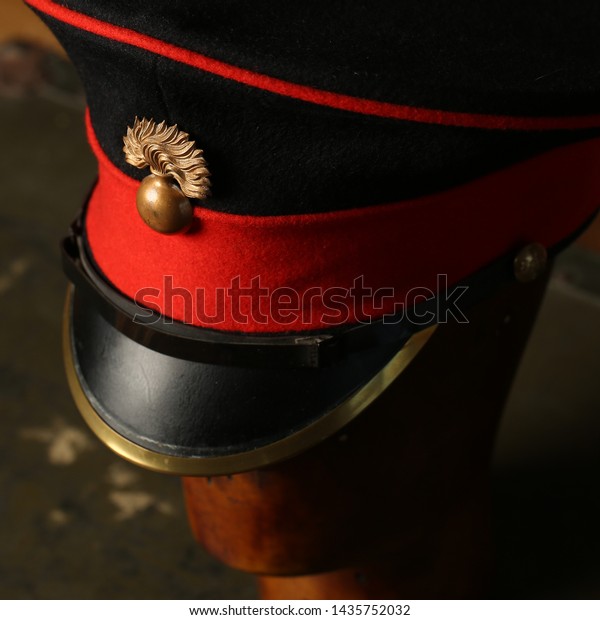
(24, 0), (600, 131)
(84, 111), (600, 333)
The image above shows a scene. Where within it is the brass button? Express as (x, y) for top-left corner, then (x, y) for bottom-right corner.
(513, 242), (548, 283)
(136, 174), (193, 234)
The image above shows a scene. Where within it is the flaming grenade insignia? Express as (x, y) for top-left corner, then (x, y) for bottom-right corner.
(123, 118), (211, 234)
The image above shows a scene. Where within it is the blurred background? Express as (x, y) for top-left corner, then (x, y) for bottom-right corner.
(0, 0), (599, 599)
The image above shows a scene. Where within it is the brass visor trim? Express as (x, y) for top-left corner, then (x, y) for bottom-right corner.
(62, 287), (436, 476)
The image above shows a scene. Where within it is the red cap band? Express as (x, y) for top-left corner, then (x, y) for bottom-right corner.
(85, 111), (600, 333)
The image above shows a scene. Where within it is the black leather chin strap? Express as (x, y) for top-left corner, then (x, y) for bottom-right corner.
(61, 209), (594, 369)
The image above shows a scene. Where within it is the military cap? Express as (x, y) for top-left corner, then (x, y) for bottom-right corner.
(26, 0), (600, 474)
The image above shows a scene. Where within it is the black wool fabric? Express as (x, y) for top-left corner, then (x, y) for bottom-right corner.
(55, 0), (600, 115)
(36, 4), (600, 215)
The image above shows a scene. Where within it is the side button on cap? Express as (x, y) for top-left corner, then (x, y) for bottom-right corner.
(514, 242), (548, 283)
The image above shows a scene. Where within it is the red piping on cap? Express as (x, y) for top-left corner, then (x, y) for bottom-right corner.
(25, 0), (600, 131)
(83, 110), (600, 333)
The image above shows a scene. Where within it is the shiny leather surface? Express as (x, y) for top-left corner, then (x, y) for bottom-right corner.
(70, 287), (401, 458)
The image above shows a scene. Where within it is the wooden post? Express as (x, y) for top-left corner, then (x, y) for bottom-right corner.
(183, 274), (549, 599)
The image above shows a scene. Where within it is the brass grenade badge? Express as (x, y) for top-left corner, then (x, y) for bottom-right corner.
(123, 118), (210, 234)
